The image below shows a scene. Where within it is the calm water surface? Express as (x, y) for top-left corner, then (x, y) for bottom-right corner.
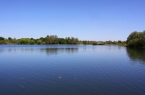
(0, 45), (145, 95)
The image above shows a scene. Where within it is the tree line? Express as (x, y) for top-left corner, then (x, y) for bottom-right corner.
(1, 30), (144, 47)
(0, 35), (128, 45)
(0, 35), (80, 45)
(0, 35), (126, 45)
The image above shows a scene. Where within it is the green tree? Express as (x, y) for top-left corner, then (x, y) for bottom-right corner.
(37, 40), (42, 44)
(11, 38), (17, 44)
(8, 37), (12, 40)
(45, 35), (58, 44)
(58, 38), (67, 44)
(0, 37), (4, 40)
(105, 40), (112, 44)
(18, 38), (31, 44)
(126, 31), (145, 47)
(0, 37), (5, 44)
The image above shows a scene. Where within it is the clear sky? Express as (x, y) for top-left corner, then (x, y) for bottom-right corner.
(0, 0), (145, 41)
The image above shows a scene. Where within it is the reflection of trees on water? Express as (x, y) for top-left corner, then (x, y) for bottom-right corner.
(40, 48), (78, 55)
(0, 48), (35, 53)
(0, 48), (78, 55)
(0, 49), (4, 53)
(126, 48), (145, 64)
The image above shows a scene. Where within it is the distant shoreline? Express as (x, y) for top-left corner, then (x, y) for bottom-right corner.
(0, 35), (126, 46)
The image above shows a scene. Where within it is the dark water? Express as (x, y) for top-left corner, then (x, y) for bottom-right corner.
(0, 45), (145, 95)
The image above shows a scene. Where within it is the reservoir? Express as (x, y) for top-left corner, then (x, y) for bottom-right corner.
(0, 45), (145, 95)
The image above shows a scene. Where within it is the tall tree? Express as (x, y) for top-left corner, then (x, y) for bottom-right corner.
(126, 31), (145, 47)
(45, 35), (58, 44)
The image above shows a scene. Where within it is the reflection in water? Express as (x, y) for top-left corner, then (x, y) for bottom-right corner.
(0, 49), (4, 53)
(40, 48), (78, 55)
(0, 47), (78, 55)
(1, 45), (145, 95)
(0, 48), (35, 53)
(126, 48), (145, 64)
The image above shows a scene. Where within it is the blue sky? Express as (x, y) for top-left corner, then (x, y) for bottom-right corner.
(0, 0), (145, 41)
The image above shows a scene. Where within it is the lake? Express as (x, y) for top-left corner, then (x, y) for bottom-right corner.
(0, 45), (145, 95)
